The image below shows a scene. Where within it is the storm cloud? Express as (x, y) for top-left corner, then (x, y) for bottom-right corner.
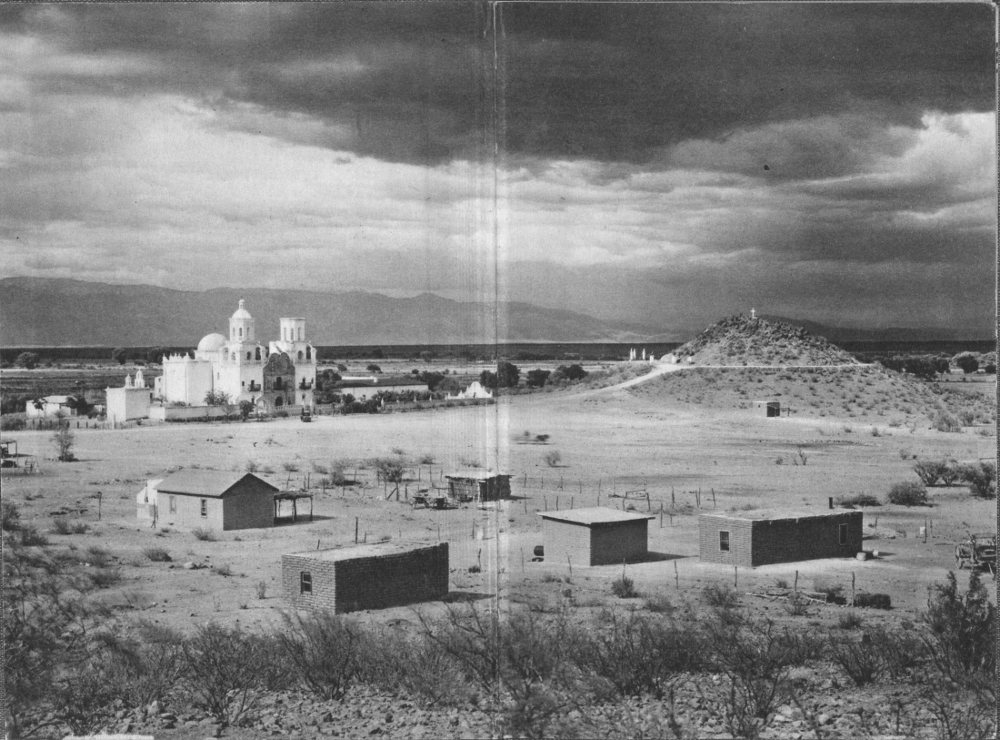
(0, 3), (994, 335)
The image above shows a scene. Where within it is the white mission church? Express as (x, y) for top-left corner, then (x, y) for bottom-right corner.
(107, 300), (317, 424)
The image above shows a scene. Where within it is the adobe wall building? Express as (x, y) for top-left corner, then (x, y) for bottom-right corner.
(539, 507), (654, 566)
(698, 509), (863, 567)
(282, 542), (449, 613)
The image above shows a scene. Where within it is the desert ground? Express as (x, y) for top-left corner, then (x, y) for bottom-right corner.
(2, 359), (995, 738)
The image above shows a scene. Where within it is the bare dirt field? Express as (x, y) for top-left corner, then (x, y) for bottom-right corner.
(3, 362), (996, 738)
(4, 364), (994, 626)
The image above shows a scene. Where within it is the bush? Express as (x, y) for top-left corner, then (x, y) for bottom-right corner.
(2, 501), (21, 531)
(543, 450), (562, 467)
(887, 481), (928, 506)
(255, 581), (267, 599)
(703, 583), (740, 610)
(50, 518), (73, 535)
(958, 462), (996, 499)
(611, 576), (639, 598)
(1, 416), (26, 431)
(192, 527), (217, 541)
(853, 592), (892, 609)
(829, 636), (883, 686)
(276, 611), (363, 700)
(924, 570), (995, 680)
(19, 526), (48, 546)
(212, 564), (233, 577)
(837, 611), (864, 630)
(837, 493), (881, 507)
(143, 547), (171, 562)
(913, 459), (948, 486)
(180, 623), (268, 725)
(932, 410), (962, 433)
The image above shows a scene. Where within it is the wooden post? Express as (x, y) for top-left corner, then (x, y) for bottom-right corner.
(524, 472), (528, 487)
(556, 495), (559, 510)
(523, 498), (528, 514)
(437, 524), (440, 542)
(567, 554), (572, 577)
(521, 548), (525, 571)
(646, 491), (651, 511)
(794, 570), (799, 593)
(660, 502), (664, 528)
(712, 488), (716, 508)
(579, 480), (582, 495)
(851, 572), (856, 606)
(97, 491), (102, 521)
(317, 538), (321, 550)
(354, 517), (359, 544)
(310, 496), (313, 521)
(674, 560), (679, 589)
(734, 565), (738, 588)
(924, 518), (928, 543)
(559, 475), (563, 490)
(671, 488), (675, 506)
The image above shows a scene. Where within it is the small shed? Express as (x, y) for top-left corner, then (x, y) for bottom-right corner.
(698, 509), (863, 567)
(538, 507), (654, 566)
(446, 471), (512, 502)
(754, 399), (781, 417)
(149, 470), (278, 531)
(25, 396), (78, 419)
(282, 541), (449, 613)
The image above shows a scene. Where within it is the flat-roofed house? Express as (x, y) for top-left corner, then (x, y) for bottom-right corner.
(699, 509), (863, 567)
(146, 469), (278, 531)
(539, 507), (655, 566)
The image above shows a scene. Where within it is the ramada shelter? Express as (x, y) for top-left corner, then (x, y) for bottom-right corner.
(698, 509), (863, 567)
(137, 469), (277, 531)
(539, 507), (655, 566)
(282, 542), (449, 613)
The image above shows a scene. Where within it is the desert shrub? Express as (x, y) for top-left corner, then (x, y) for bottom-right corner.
(282, 461), (299, 473)
(192, 527), (216, 541)
(212, 564), (233, 577)
(644, 592), (674, 614)
(1, 416), (26, 431)
(50, 517), (73, 535)
(868, 625), (926, 678)
(51, 425), (76, 462)
(813, 580), (846, 605)
(2, 501), (21, 531)
(703, 583), (740, 611)
(311, 462), (328, 475)
(70, 521), (88, 534)
(611, 576), (639, 599)
(829, 636), (883, 686)
(244, 460), (259, 473)
(143, 547), (171, 562)
(923, 570), (995, 681)
(179, 623), (268, 725)
(19, 526), (49, 546)
(958, 462), (996, 499)
(940, 462), (961, 486)
(87, 567), (122, 589)
(853, 592), (892, 609)
(913, 459), (948, 486)
(837, 493), (881, 507)
(784, 592), (809, 616)
(276, 611), (364, 700)
(887, 480), (928, 506)
(255, 580), (267, 599)
(932, 410), (962, 433)
(837, 611), (864, 630)
(543, 450), (562, 467)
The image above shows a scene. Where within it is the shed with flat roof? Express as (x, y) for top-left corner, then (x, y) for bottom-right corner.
(699, 509), (863, 567)
(539, 507), (654, 566)
(282, 541), (449, 613)
(445, 471), (512, 502)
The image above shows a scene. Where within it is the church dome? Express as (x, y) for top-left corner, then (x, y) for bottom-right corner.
(197, 333), (227, 352)
(231, 299), (252, 321)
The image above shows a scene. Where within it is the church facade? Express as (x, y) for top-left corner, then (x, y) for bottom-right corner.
(154, 300), (317, 412)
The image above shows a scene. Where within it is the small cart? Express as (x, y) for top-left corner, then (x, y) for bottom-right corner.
(955, 533), (996, 575)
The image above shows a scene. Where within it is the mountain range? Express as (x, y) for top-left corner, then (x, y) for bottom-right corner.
(0, 278), (980, 346)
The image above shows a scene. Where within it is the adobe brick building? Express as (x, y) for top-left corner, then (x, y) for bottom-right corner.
(143, 470), (277, 531)
(282, 542), (449, 613)
(699, 510), (863, 567)
(539, 507), (654, 566)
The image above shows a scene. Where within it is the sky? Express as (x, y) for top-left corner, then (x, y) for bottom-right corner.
(0, 2), (995, 336)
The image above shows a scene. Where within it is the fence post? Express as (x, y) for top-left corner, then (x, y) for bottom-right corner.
(354, 517), (359, 544)
(712, 488), (716, 508)
(567, 555), (572, 577)
(674, 560), (679, 589)
(794, 570), (799, 593)
(660, 502), (663, 528)
(734, 565), (738, 588)
(851, 572), (856, 606)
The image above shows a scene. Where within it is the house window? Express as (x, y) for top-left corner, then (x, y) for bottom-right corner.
(719, 530), (730, 552)
(200, 499), (207, 517)
(300, 571), (312, 594)
(239, 327), (243, 338)
(241, 381), (245, 387)
(169, 496), (177, 513)
(838, 523), (848, 545)
(246, 352), (252, 360)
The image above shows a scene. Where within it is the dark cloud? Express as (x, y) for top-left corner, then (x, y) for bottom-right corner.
(4, 3), (991, 164)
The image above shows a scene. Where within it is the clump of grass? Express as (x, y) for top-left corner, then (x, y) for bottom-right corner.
(1, 501), (21, 532)
(282, 462), (299, 473)
(19, 526), (48, 546)
(212, 564), (233, 577)
(256, 581), (267, 599)
(143, 546), (172, 562)
(887, 481), (928, 506)
(192, 527), (217, 542)
(703, 583), (740, 610)
(84, 545), (113, 567)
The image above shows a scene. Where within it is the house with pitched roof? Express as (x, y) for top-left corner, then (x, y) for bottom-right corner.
(138, 469), (277, 531)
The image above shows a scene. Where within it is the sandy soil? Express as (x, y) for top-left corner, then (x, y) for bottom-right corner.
(3, 362), (995, 639)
